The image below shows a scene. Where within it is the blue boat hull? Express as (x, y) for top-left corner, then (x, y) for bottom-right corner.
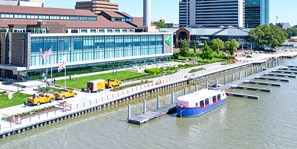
(176, 98), (227, 117)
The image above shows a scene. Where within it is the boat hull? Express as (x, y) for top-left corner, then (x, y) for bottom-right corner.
(176, 98), (227, 117)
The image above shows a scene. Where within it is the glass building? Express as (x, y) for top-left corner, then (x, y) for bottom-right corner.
(245, 0), (269, 28)
(29, 33), (171, 68)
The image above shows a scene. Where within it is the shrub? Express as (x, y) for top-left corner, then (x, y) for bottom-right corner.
(144, 68), (162, 74)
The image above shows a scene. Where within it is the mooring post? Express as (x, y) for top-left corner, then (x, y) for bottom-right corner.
(143, 100), (147, 114)
(224, 75), (227, 85)
(245, 69), (248, 77)
(215, 79), (218, 88)
(195, 84), (198, 91)
(157, 96), (161, 109)
(128, 105), (131, 119)
(238, 71), (241, 79)
(251, 67), (254, 74)
(205, 81), (209, 88)
(256, 66), (259, 73)
(232, 74), (235, 82)
(261, 64), (263, 71)
(184, 87), (186, 95)
(171, 92), (175, 103)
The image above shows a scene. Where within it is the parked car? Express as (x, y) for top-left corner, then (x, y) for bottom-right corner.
(54, 89), (77, 100)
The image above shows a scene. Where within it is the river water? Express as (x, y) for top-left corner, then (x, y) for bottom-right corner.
(1, 58), (297, 149)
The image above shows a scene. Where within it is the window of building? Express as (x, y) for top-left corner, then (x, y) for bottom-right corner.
(27, 15), (38, 19)
(88, 17), (97, 21)
(71, 29), (78, 33)
(129, 29), (134, 32)
(115, 29), (120, 33)
(90, 29), (96, 33)
(107, 29), (113, 33)
(60, 16), (69, 20)
(70, 16), (79, 20)
(79, 17), (88, 20)
(80, 29), (87, 33)
(99, 29), (105, 33)
(122, 29), (127, 33)
(50, 16), (60, 20)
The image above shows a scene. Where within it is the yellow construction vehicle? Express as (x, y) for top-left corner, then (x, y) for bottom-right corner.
(54, 89), (77, 100)
(27, 93), (55, 106)
(105, 79), (121, 88)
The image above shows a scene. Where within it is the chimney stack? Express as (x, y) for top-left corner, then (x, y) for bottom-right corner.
(143, 0), (151, 27)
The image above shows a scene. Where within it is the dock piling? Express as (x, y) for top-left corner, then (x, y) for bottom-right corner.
(195, 84), (198, 91)
(128, 105), (131, 119)
(184, 87), (186, 95)
(171, 92), (175, 103)
(215, 79), (218, 88)
(224, 75), (227, 85)
(157, 96), (161, 109)
(245, 69), (248, 77)
(206, 81), (209, 88)
(143, 100), (147, 114)
(238, 71), (241, 80)
(232, 74), (235, 82)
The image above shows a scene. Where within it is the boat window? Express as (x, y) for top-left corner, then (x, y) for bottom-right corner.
(212, 96), (216, 103)
(205, 98), (209, 105)
(200, 100), (204, 107)
(213, 96), (217, 102)
(217, 94), (221, 100)
(195, 103), (198, 107)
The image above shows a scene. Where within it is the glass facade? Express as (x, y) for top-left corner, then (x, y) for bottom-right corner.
(30, 34), (165, 67)
(245, 0), (269, 28)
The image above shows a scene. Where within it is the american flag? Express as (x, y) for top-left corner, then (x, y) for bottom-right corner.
(42, 48), (52, 60)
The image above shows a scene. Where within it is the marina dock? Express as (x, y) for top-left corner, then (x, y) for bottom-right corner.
(254, 76), (290, 82)
(226, 92), (259, 99)
(230, 85), (271, 92)
(264, 73), (296, 78)
(244, 81), (281, 87)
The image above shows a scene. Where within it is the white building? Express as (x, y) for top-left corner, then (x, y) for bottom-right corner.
(179, 0), (245, 28)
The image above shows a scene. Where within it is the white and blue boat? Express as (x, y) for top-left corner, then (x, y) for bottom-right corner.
(176, 88), (227, 117)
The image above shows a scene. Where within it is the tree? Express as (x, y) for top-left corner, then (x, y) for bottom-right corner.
(250, 24), (287, 49)
(211, 38), (224, 54)
(201, 41), (213, 60)
(193, 40), (197, 54)
(179, 39), (190, 57)
(225, 39), (239, 56)
(154, 21), (166, 28)
(286, 26), (297, 38)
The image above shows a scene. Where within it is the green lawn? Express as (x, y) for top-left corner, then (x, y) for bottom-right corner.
(0, 93), (31, 109)
(38, 87), (62, 92)
(56, 71), (147, 89)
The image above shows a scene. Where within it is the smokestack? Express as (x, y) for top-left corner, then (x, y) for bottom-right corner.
(143, 0), (151, 27)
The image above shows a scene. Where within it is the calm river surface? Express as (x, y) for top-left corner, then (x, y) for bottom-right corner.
(1, 58), (297, 149)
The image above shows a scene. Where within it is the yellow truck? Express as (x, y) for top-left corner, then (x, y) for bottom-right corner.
(105, 79), (121, 88)
(54, 89), (77, 100)
(87, 79), (106, 93)
(27, 93), (55, 106)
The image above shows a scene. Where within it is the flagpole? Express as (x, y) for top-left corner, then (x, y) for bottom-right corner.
(64, 61), (66, 89)
(51, 54), (53, 90)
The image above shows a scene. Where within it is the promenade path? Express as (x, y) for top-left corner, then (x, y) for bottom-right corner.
(0, 50), (296, 134)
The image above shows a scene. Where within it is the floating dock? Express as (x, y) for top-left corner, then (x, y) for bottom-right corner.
(254, 76), (289, 82)
(264, 73), (296, 78)
(128, 104), (176, 125)
(272, 70), (297, 75)
(244, 81), (281, 87)
(280, 68), (297, 71)
(231, 85), (271, 92)
(226, 92), (259, 99)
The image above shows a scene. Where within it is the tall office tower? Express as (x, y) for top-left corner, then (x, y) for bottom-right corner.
(245, 0), (269, 28)
(0, 0), (44, 7)
(76, 0), (119, 14)
(179, 0), (245, 28)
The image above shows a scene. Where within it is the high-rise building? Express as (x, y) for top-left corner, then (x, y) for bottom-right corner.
(75, 0), (119, 14)
(179, 0), (245, 28)
(0, 0), (44, 7)
(245, 0), (269, 28)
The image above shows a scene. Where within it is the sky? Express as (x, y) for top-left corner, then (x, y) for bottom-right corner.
(45, 0), (297, 26)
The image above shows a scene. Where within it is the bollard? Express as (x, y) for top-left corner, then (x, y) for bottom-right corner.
(171, 92), (175, 103)
(184, 87), (186, 95)
(232, 74), (235, 82)
(143, 100), (147, 114)
(157, 96), (161, 109)
(128, 105), (131, 119)
(195, 84), (198, 91)
(224, 75), (227, 85)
